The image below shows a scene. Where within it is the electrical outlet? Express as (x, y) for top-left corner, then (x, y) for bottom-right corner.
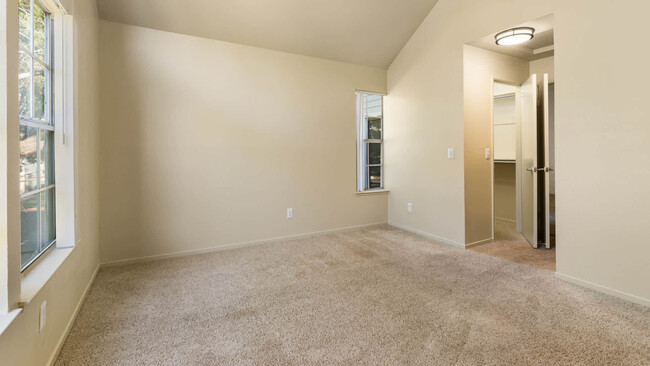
(40, 301), (46, 333)
(407, 202), (413, 213)
(287, 208), (293, 219)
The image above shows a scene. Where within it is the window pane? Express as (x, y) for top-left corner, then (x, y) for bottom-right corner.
(40, 129), (54, 187)
(367, 117), (381, 140)
(33, 2), (47, 62)
(19, 51), (32, 119)
(21, 194), (40, 267)
(18, 0), (31, 52)
(33, 60), (47, 121)
(20, 125), (39, 194)
(366, 143), (381, 165)
(368, 166), (381, 189)
(364, 94), (382, 118)
(41, 188), (56, 248)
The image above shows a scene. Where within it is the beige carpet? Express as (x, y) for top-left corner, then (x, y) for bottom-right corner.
(55, 225), (649, 365)
(470, 219), (556, 272)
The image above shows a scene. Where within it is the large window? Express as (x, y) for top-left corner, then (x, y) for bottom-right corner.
(356, 92), (383, 192)
(19, 0), (55, 270)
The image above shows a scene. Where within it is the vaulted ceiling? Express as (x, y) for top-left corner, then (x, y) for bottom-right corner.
(96, 0), (439, 68)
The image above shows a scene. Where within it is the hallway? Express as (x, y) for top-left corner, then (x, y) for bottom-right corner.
(470, 219), (555, 271)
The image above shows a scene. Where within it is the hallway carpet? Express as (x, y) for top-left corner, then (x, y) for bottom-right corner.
(470, 219), (556, 271)
(55, 226), (649, 365)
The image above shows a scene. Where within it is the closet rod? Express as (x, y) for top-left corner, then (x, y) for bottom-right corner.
(494, 93), (516, 100)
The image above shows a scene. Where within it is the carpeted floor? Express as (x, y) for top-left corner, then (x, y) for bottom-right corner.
(470, 219), (556, 271)
(55, 225), (649, 365)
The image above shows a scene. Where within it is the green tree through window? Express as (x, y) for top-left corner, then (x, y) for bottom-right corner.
(18, 0), (56, 270)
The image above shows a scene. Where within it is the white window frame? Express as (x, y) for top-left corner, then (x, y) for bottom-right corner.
(18, 0), (57, 271)
(356, 91), (385, 193)
(48, 2), (77, 251)
(22, 1), (77, 264)
(0, 0), (76, 315)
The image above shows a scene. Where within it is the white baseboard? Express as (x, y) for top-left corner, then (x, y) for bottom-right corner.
(100, 222), (388, 267)
(555, 272), (650, 308)
(47, 264), (100, 366)
(388, 223), (465, 249)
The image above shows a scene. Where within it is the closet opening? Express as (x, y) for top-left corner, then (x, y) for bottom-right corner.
(464, 14), (556, 270)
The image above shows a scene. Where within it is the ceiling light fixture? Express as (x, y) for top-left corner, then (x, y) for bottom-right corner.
(495, 27), (535, 46)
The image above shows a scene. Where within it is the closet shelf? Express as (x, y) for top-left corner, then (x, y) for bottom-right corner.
(494, 93), (516, 100)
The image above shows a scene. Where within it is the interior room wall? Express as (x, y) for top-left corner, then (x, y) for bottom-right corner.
(385, 0), (650, 305)
(463, 45), (529, 245)
(99, 21), (388, 264)
(0, 0), (101, 365)
(494, 164), (516, 222)
(530, 56), (554, 83)
(382, 14), (467, 247)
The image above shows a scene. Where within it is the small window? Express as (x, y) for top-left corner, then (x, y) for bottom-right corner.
(19, 0), (55, 270)
(356, 92), (383, 192)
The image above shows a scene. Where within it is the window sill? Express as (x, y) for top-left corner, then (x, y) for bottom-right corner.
(355, 189), (389, 196)
(20, 245), (75, 306)
(1, 246), (76, 336)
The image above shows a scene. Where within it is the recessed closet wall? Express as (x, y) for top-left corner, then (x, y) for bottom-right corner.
(493, 82), (518, 223)
(463, 45), (529, 245)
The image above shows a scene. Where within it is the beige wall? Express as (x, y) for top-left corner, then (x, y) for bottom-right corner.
(0, 0), (101, 365)
(99, 21), (388, 264)
(494, 164), (516, 222)
(383, 7), (466, 246)
(386, 0), (650, 304)
(463, 45), (529, 244)
(530, 56), (554, 84)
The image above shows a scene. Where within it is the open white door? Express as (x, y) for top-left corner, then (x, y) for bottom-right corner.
(542, 74), (552, 249)
(520, 74), (538, 248)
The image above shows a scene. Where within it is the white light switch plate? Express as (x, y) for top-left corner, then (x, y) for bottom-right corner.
(287, 208), (293, 219)
(448, 148), (455, 159)
(484, 148), (490, 160)
(407, 202), (413, 213)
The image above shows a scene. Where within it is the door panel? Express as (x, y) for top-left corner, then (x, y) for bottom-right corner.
(520, 74), (538, 248)
(542, 74), (551, 249)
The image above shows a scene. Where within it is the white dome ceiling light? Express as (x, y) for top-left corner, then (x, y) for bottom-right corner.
(495, 27), (535, 46)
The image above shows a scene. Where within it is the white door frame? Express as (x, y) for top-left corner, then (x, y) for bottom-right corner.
(490, 77), (523, 237)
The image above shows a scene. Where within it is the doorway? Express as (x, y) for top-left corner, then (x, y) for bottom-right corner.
(464, 14), (556, 270)
(492, 81), (520, 239)
(492, 75), (556, 249)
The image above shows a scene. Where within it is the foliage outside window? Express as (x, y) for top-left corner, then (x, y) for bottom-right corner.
(18, 0), (56, 270)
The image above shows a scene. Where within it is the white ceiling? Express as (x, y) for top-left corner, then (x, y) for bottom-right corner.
(469, 14), (555, 61)
(96, 0), (440, 68)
